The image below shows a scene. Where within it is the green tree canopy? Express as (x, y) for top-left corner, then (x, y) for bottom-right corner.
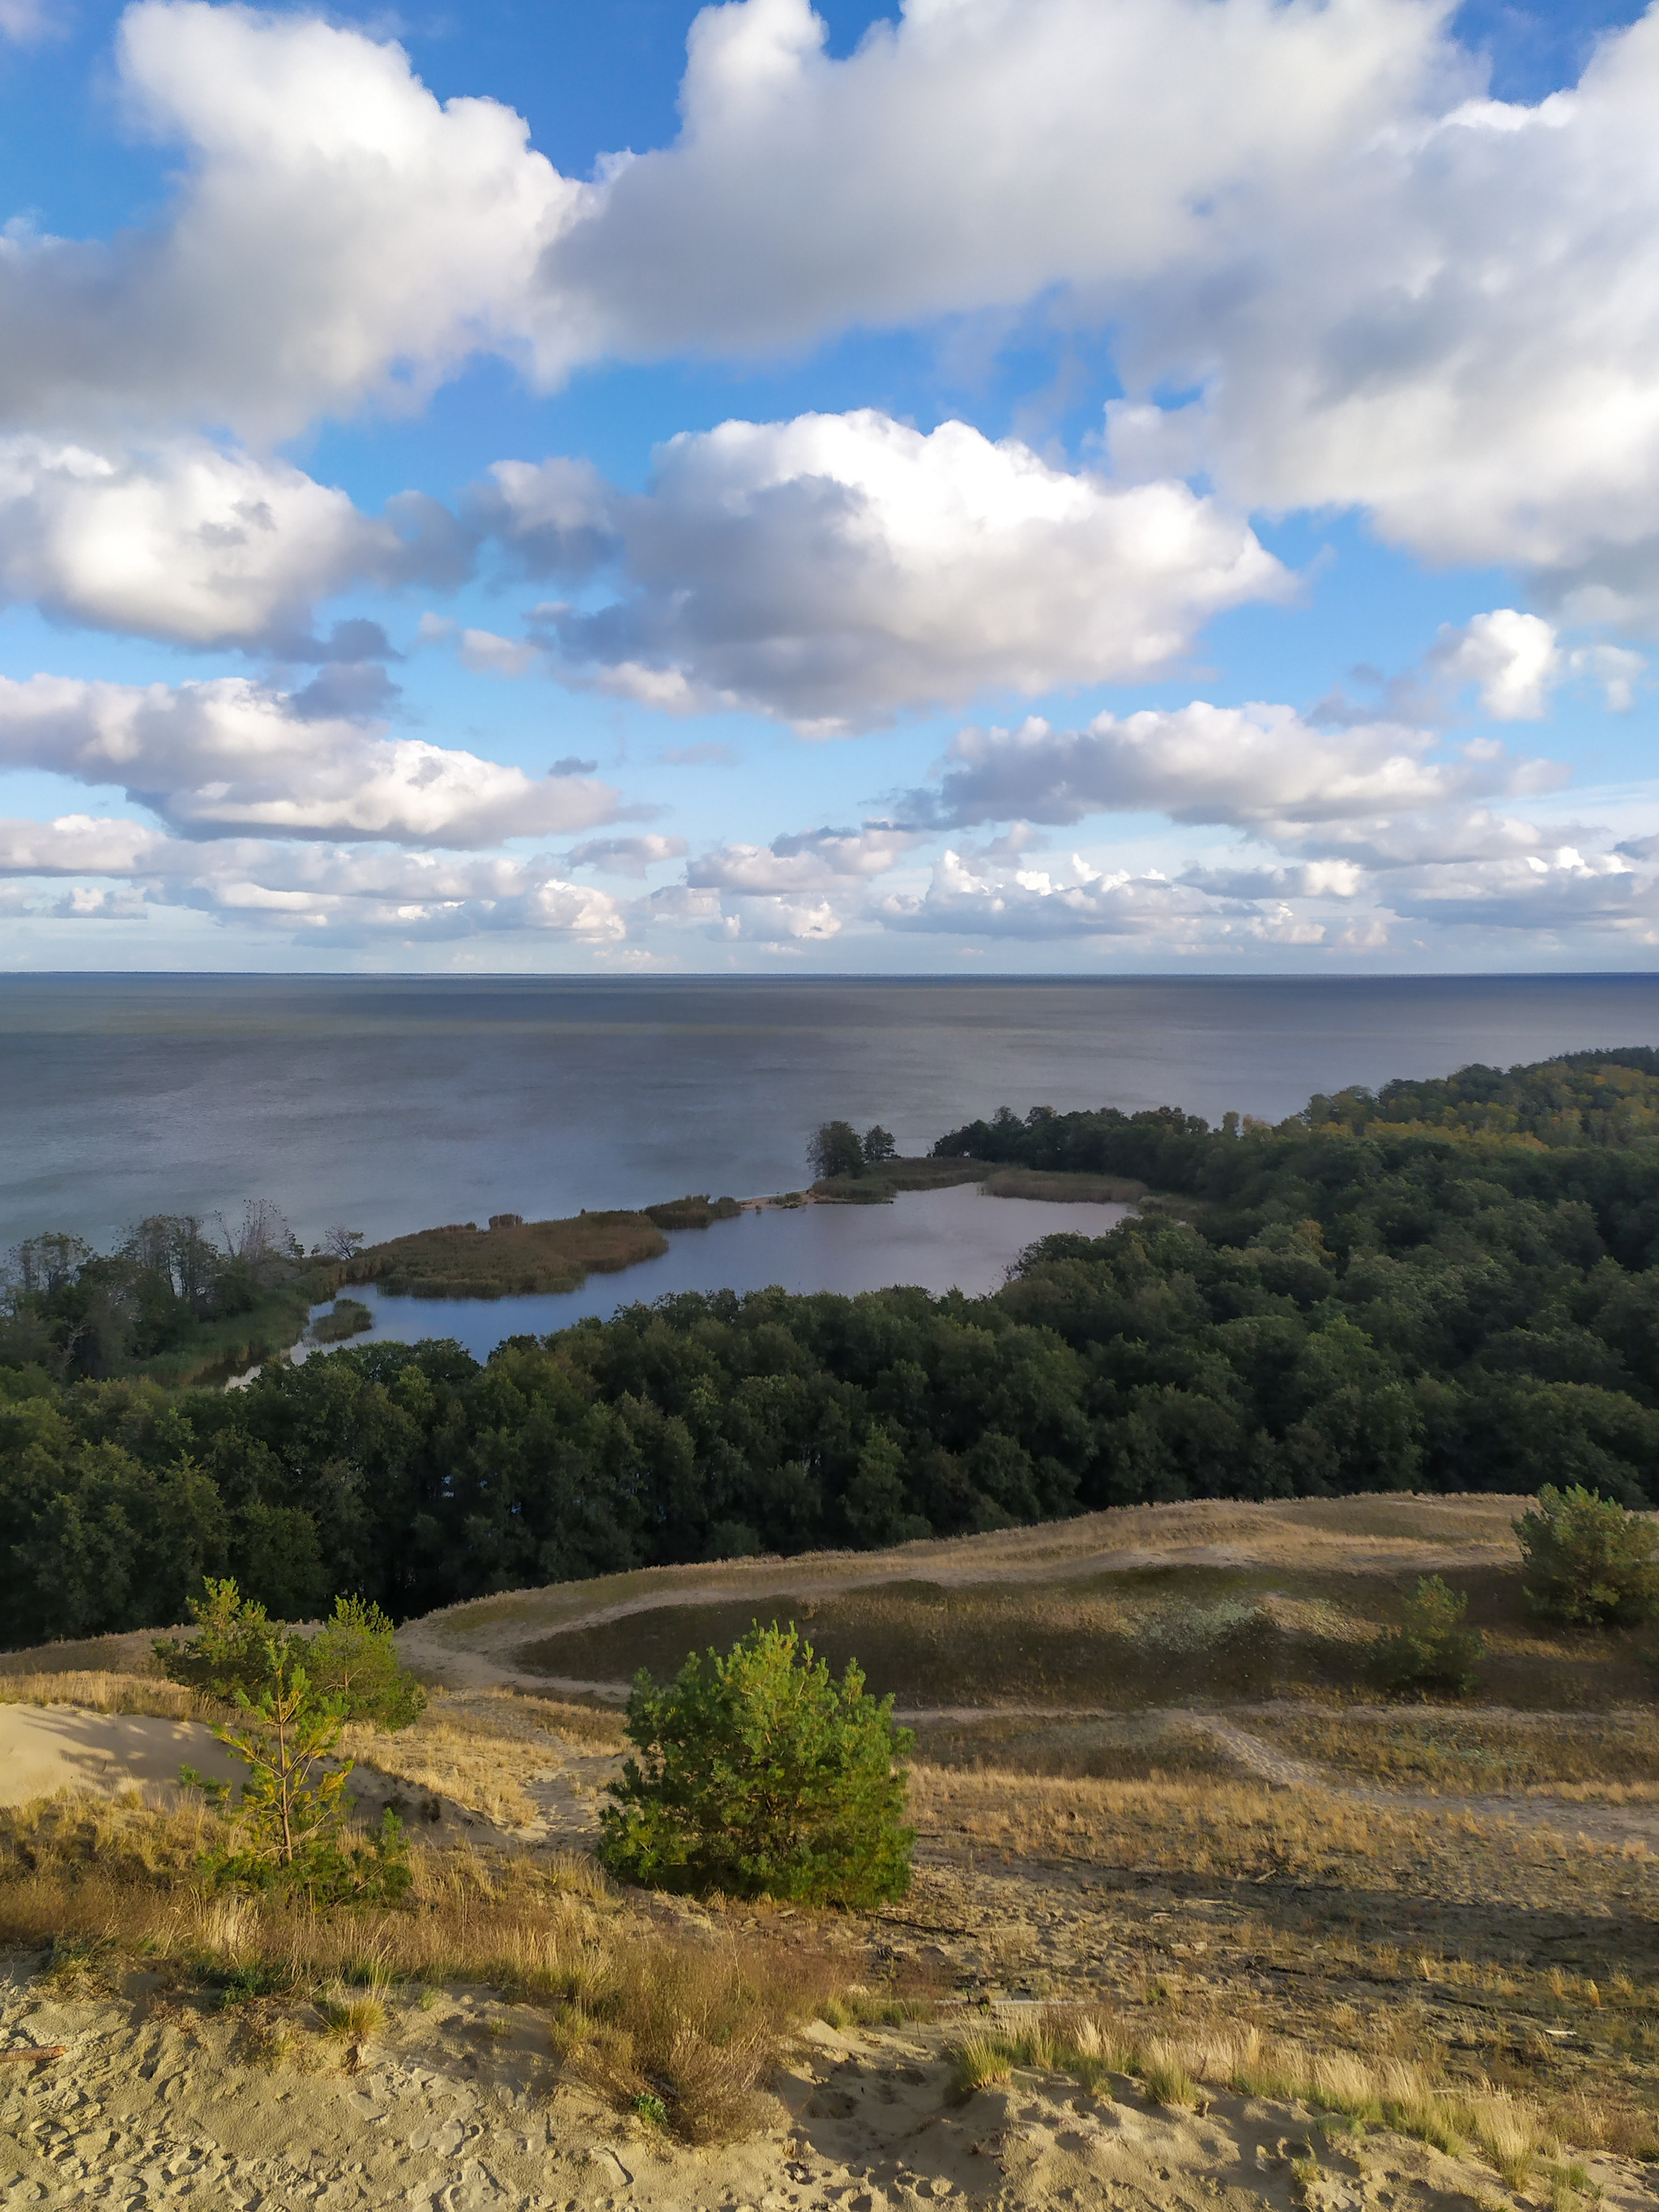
(596, 1622), (914, 1906)
(1515, 1484), (1659, 1627)
(808, 1121), (868, 1181)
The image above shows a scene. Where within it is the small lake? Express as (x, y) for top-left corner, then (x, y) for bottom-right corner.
(299, 1185), (1133, 1364)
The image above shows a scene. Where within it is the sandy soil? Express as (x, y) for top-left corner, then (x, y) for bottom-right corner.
(5, 1970), (1648, 2212)
(0, 1708), (245, 1811)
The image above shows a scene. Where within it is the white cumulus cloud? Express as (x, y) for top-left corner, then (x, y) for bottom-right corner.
(0, 813), (628, 944)
(0, 436), (466, 649)
(0, 674), (621, 847)
(519, 411), (1285, 729)
(900, 702), (1555, 840)
(539, 0), (1449, 363)
(0, 0), (582, 439)
(1428, 611), (1563, 723)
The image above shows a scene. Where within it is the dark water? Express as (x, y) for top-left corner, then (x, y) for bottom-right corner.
(4, 971), (1658, 1252)
(298, 1184), (1134, 1362)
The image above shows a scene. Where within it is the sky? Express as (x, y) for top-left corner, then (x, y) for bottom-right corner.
(0, 0), (1657, 975)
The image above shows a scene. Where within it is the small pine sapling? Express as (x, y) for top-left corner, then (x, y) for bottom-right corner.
(183, 1629), (409, 1903)
(301, 1595), (426, 1730)
(1372, 1574), (1484, 1697)
(597, 1621), (914, 1907)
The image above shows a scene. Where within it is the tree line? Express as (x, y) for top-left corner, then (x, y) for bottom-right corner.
(7, 1050), (1659, 1645)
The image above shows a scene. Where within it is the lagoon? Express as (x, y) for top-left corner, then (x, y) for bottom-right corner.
(7, 971), (1659, 1254)
(299, 1182), (1134, 1364)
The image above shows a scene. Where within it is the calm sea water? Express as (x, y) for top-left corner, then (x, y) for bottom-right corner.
(4, 971), (1659, 1254)
(299, 1184), (1135, 1362)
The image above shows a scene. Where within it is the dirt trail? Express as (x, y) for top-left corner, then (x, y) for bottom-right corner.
(396, 1495), (1526, 1695)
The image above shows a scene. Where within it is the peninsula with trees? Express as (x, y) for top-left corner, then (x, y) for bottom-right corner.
(8, 1047), (1659, 1643)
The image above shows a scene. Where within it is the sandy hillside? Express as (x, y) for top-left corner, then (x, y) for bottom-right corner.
(0, 1707), (245, 1811)
(4, 1972), (1647, 2212)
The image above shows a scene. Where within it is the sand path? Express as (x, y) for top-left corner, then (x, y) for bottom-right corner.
(396, 1494), (1527, 1695)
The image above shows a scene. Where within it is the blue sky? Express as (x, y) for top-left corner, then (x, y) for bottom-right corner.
(0, 0), (1657, 972)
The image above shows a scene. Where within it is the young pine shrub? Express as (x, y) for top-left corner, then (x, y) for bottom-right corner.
(1372, 1576), (1485, 1698)
(595, 1622), (914, 1907)
(1516, 1484), (1659, 1628)
(181, 1629), (411, 1906)
(300, 1595), (426, 1732)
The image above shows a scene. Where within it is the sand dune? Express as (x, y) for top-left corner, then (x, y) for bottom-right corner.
(0, 1706), (246, 1810)
(3, 1978), (1649, 2212)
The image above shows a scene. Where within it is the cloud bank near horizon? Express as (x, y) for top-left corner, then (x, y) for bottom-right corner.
(2, 0), (1659, 966)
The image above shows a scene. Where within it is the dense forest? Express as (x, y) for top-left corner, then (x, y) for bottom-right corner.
(6, 1048), (1659, 1646)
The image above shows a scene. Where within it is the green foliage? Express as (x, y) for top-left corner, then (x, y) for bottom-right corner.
(862, 1125), (897, 1167)
(310, 1298), (373, 1344)
(1373, 1575), (1485, 1697)
(595, 1622), (915, 1906)
(301, 1594), (426, 1730)
(183, 1625), (410, 1904)
(14, 1052), (1659, 1642)
(808, 1121), (868, 1181)
(3, 1208), (318, 1382)
(1515, 1483), (1659, 1627)
(156, 1577), (284, 1700)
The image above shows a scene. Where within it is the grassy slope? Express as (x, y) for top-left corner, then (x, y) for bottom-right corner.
(407, 1492), (1659, 1716)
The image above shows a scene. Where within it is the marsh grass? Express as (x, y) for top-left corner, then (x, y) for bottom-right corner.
(980, 1168), (1147, 1202)
(341, 1211), (667, 1300)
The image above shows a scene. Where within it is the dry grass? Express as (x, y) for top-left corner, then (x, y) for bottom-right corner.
(946, 2003), (1570, 2181)
(340, 1685), (625, 1830)
(554, 1927), (844, 2144)
(910, 1713), (1240, 1780)
(0, 1627), (184, 1678)
(0, 1669), (211, 1721)
(0, 1790), (851, 2144)
(1254, 1709), (1659, 1795)
(912, 1766), (1406, 1885)
(521, 1580), (1287, 1706)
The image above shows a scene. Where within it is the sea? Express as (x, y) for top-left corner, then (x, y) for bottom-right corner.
(5, 973), (1659, 1347)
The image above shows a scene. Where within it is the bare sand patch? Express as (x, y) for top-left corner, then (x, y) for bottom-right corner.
(0, 1706), (245, 1809)
(3, 1972), (1650, 2212)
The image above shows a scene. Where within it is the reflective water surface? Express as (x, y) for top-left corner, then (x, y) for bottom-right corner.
(300, 1183), (1134, 1362)
(5, 971), (1658, 1251)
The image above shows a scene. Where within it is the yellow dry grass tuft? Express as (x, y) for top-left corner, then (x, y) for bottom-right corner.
(0, 1670), (211, 1721)
(0, 1788), (851, 2146)
(946, 2003), (1576, 2186)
